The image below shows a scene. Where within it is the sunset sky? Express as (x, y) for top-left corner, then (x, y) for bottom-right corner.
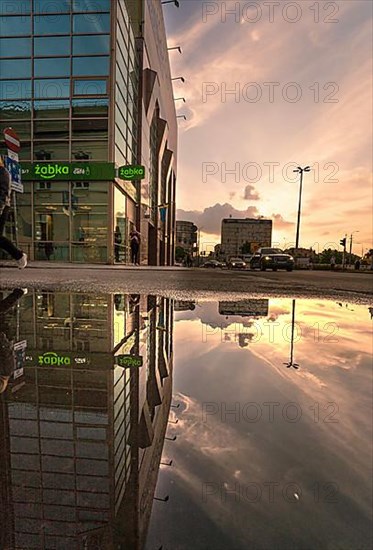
(164, 0), (373, 255)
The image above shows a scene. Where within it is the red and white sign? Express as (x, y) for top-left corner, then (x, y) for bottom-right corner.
(3, 127), (21, 153)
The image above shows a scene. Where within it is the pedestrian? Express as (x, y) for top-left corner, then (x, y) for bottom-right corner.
(0, 166), (27, 268)
(130, 229), (140, 265)
(354, 259), (361, 270)
(114, 226), (122, 262)
(330, 255), (336, 270)
(44, 241), (54, 260)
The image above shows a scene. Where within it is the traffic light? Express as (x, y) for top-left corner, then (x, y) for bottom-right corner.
(340, 238), (346, 248)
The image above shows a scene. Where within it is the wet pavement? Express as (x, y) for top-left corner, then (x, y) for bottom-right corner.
(0, 265), (373, 304)
(0, 290), (372, 549)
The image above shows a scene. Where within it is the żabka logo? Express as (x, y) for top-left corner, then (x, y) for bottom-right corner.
(120, 166), (145, 180)
(35, 163), (70, 180)
(38, 352), (71, 366)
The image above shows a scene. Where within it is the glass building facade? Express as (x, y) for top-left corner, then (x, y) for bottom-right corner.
(0, 0), (140, 263)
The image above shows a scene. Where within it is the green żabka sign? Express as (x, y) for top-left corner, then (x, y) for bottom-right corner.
(115, 355), (143, 368)
(118, 165), (145, 181)
(21, 162), (115, 181)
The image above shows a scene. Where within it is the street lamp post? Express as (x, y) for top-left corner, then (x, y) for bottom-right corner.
(349, 231), (359, 266)
(293, 166), (311, 251)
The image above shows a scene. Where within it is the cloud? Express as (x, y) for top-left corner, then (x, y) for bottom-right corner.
(272, 214), (295, 229)
(243, 184), (260, 200)
(177, 203), (259, 235)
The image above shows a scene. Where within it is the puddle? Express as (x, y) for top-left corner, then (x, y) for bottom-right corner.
(0, 290), (372, 549)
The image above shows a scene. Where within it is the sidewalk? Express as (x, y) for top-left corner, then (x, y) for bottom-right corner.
(0, 260), (191, 271)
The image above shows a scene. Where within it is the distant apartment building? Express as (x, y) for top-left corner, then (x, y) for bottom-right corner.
(219, 299), (269, 318)
(176, 220), (198, 256)
(221, 218), (272, 259)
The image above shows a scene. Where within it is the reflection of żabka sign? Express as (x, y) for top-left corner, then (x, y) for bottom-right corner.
(21, 162), (115, 181)
(118, 165), (145, 180)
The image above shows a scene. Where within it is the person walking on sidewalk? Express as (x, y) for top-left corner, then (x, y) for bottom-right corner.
(130, 229), (140, 265)
(0, 166), (27, 268)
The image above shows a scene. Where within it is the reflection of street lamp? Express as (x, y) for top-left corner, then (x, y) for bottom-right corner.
(283, 300), (300, 370)
(293, 166), (311, 250)
(162, 0), (180, 6)
(174, 97), (186, 102)
(172, 76), (185, 83)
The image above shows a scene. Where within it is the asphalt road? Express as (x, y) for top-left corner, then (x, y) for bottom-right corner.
(0, 263), (372, 303)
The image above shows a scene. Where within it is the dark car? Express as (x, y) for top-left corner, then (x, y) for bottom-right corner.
(227, 257), (247, 269)
(203, 260), (223, 268)
(250, 248), (294, 271)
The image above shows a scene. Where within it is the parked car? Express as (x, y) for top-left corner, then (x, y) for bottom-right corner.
(227, 257), (247, 269)
(203, 260), (223, 268)
(250, 248), (294, 271)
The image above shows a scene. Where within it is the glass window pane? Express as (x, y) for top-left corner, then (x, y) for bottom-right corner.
(72, 56), (109, 77)
(72, 181), (107, 204)
(34, 15), (70, 35)
(71, 141), (108, 161)
(34, 182), (69, 204)
(34, 79), (70, 99)
(0, 1), (31, 14)
(73, 34), (110, 55)
(0, 16), (31, 36)
(34, 58), (70, 78)
(0, 100), (31, 119)
(34, 141), (69, 160)
(72, 118), (107, 139)
(34, 120), (69, 140)
(73, 79), (107, 95)
(73, 13), (110, 34)
(0, 37), (31, 57)
(18, 143), (31, 161)
(34, 36), (70, 57)
(0, 80), (32, 99)
(34, 208), (69, 241)
(33, 0), (71, 13)
(73, 0), (110, 11)
(34, 99), (70, 118)
(2, 121), (31, 140)
(72, 98), (108, 117)
(0, 58), (31, 79)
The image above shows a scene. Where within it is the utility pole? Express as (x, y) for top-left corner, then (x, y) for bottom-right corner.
(349, 231), (359, 267)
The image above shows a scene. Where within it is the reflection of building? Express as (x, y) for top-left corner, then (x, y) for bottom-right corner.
(174, 301), (196, 312)
(0, 291), (174, 549)
(176, 221), (198, 257)
(0, 0), (177, 266)
(221, 218), (272, 259)
(219, 300), (269, 318)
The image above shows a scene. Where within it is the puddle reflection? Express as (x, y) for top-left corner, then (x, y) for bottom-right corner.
(0, 289), (174, 550)
(0, 292), (372, 549)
